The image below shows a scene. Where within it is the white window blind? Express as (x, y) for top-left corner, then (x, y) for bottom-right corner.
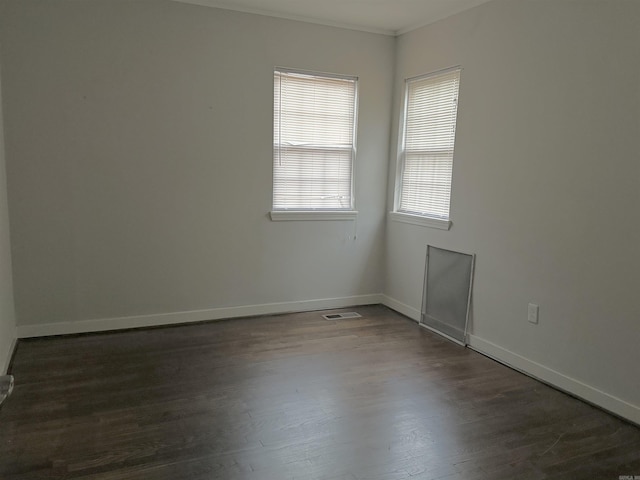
(273, 68), (357, 210)
(398, 68), (461, 219)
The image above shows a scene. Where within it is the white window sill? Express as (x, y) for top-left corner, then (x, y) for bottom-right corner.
(389, 211), (451, 230)
(270, 210), (358, 221)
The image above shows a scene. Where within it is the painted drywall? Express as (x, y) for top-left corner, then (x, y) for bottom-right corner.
(0, 55), (17, 373)
(0, 0), (394, 328)
(386, 0), (640, 419)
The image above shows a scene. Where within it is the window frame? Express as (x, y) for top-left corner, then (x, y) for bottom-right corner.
(392, 66), (462, 230)
(270, 67), (359, 221)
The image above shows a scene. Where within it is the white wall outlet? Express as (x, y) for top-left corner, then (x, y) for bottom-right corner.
(528, 303), (539, 324)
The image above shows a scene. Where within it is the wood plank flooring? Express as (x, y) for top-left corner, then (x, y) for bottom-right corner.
(1, 305), (638, 479)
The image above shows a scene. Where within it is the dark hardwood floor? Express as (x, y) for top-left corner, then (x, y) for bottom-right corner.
(1, 305), (638, 479)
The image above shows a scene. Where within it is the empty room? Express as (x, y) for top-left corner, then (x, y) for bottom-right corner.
(0, 0), (639, 478)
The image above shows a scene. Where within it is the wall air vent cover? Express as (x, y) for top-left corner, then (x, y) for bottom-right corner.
(421, 245), (475, 346)
(322, 312), (362, 320)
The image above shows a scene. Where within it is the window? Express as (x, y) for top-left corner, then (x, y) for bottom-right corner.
(394, 68), (461, 229)
(272, 68), (358, 219)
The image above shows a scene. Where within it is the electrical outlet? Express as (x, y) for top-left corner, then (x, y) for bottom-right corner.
(528, 303), (539, 324)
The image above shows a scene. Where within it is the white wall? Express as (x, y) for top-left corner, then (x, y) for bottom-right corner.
(0, 0), (394, 332)
(0, 53), (17, 373)
(385, 0), (640, 422)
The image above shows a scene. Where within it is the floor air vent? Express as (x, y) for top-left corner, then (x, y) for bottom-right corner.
(322, 312), (362, 320)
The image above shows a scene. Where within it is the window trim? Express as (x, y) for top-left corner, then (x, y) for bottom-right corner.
(388, 211), (451, 230)
(393, 66), (461, 229)
(272, 67), (359, 217)
(270, 210), (358, 222)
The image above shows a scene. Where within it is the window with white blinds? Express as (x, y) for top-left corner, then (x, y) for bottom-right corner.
(397, 68), (461, 220)
(273, 68), (357, 211)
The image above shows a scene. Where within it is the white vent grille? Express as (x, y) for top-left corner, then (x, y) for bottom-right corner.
(322, 312), (362, 320)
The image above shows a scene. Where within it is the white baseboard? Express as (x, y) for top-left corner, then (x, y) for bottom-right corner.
(467, 334), (640, 426)
(16, 294), (383, 339)
(380, 295), (420, 322)
(381, 294), (639, 426)
(1, 336), (16, 375)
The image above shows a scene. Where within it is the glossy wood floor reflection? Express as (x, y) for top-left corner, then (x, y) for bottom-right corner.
(1, 306), (639, 480)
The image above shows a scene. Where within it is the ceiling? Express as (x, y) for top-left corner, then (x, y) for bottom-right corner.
(171, 0), (494, 36)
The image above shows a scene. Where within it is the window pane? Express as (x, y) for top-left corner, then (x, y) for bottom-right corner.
(273, 146), (353, 210)
(398, 69), (460, 219)
(400, 152), (453, 218)
(273, 69), (357, 211)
